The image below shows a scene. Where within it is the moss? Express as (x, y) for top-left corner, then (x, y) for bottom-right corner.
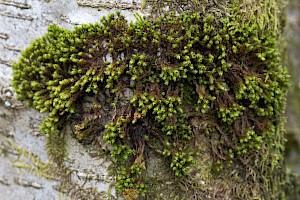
(12, 3), (291, 199)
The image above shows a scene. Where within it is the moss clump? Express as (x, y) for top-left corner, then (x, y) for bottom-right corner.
(12, 7), (289, 199)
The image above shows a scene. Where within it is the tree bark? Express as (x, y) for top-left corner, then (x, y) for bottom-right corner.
(0, 0), (299, 200)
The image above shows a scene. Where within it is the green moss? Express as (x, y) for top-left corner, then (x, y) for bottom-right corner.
(12, 5), (290, 199)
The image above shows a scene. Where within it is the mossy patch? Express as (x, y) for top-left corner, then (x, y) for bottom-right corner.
(12, 5), (291, 199)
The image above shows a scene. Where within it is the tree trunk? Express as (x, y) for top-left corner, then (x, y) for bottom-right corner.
(0, 0), (299, 200)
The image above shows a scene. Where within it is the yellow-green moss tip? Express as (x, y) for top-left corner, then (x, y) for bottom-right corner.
(12, 9), (289, 199)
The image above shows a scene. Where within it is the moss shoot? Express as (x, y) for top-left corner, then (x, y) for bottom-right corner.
(12, 7), (290, 200)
